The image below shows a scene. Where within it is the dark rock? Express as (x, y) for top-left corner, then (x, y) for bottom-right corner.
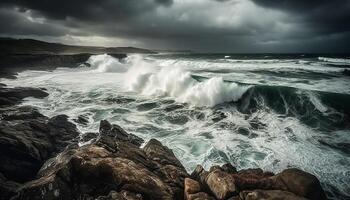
(0, 172), (21, 200)
(278, 168), (327, 200)
(190, 165), (209, 188)
(73, 115), (89, 125)
(190, 165), (327, 200)
(0, 111), (79, 183)
(16, 121), (188, 200)
(0, 87), (48, 107)
(80, 132), (99, 143)
(206, 169), (237, 200)
(143, 139), (184, 168)
(221, 163), (237, 173)
(209, 165), (223, 173)
(187, 192), (215, 200)
(240, 190), (308, 200)
(0, 106), (45, 121)
(184, 178), (201, 200)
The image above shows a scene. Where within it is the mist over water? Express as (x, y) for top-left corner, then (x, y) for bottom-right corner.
(2, 53), (350, 199)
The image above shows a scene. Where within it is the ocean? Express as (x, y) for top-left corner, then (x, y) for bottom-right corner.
(2, 53), (350, 199)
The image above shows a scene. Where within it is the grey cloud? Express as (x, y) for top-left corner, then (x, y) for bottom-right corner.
(251, 0), (350, 34)
(0, 0), (349, 53)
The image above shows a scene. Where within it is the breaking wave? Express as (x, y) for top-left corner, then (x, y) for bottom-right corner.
(318, 57), (350, 64)
(87, 54), (251, 107)
(87, 54), (128, 73)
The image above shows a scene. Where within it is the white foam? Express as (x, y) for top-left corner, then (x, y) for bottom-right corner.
(87, 54), (127, 73)
(318, 57), (350, 64)
(123, 56), (250, 107)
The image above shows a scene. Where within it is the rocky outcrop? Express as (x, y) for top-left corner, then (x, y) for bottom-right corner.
(0, 86), (48, 107)
(0, 108), (79, 182)
(15, 120), (189, 200)
(188, 164), (327, 200)
(1, 117), (328, 200)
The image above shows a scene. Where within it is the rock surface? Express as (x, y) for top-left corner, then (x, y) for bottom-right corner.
(0, 86), (79, 199)
(0, 86), (48, 106)
(15, 120), (189, 200)
(188, 164), (327, 200)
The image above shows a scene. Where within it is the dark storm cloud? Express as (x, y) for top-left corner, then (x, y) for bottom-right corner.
(0, 7), (69, 37)
(0, 0), (349, 52)
(251, 0), (350, 34)
(0, 0), (173, 21)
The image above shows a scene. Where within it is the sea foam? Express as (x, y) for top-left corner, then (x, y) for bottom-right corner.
(318, 57), (350, 64)
(89, 54), (250, 107)
(87, 54), (128, 72)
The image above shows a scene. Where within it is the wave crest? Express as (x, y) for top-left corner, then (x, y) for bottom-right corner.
(318, 57), (350, 64)
(123, 55), (250, 107)
(87, 54), (127, 72)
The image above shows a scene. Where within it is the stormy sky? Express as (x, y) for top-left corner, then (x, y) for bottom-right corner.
(0, 0), (349, 53)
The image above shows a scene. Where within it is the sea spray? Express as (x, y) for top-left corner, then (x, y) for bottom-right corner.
(123, 55), (250, 107)
(87, 54), (128, 72)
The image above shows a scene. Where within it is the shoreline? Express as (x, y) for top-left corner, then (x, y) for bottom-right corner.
(0, 83), (328, 199)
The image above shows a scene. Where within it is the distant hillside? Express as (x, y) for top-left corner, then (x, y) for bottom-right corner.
(0, 38), (156, 55)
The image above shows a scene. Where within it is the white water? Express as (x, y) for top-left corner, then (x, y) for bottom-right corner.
(318, 57), (350, 64)
(1, 54), (350, 199)
(123, 56), (250, 107)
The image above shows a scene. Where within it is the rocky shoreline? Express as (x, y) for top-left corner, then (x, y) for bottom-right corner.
(0, 84), (329, 200)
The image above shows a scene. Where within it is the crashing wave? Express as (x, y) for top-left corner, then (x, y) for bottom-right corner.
(124, 55), (250, 107)
(93, 54), (250, 107)
(87, 54), (128, 73)
(318, 57), (350, 64)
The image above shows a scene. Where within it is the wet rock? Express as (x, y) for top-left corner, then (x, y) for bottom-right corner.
(0, 111), (79, 183)
(206, 169), (237, 200)
(221, 163), (237, 174)
(100, 120), (144, 147)
(190, 165), (210, 193)
(16, 121), (188, 200)
(240, 190), (308, 200)
(187, 192), (215, 200)
(0, 172), (21, 200)
(80, 132), (99, 143)
(278, 168), (327, 200)
(0, 87), (48, 106)
(237, 168), (274, 179)
(184, 178), (201, 200)
(73, 114), (89, 125)
(190, 164), (327, 200)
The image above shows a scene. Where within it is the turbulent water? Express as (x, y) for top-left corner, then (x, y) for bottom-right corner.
(2, 53), (350, 199)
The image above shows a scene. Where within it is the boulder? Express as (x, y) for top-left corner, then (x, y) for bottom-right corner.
(221, 163), (237, 174)
(240, 190), (308, 200)
(187, 192), (215, 200)
(16, 121), (189, 200)
(0, 87), (48, 106)
(0, 109), (79, 183)
(190, 164), (327, 200)
(184, 178), (201, 200)
(277, 168), (327, 200)
(206, 169), (237, 200)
